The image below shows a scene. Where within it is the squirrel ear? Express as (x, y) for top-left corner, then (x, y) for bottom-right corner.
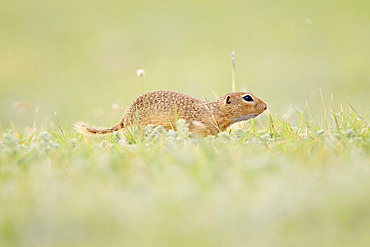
(225, 95), (231, 105)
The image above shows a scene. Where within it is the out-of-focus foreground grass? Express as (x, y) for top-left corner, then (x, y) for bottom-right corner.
(0, 107), (369, 247)
(0, 0), (369, 130)
(1, 1), (369, 247)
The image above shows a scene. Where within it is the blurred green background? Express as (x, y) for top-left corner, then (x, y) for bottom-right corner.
(1, 0), (369, 130)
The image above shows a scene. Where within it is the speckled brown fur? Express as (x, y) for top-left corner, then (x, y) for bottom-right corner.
(76, 90), (267, 137)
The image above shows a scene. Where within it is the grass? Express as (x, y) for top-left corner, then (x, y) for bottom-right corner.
(0, 103), (369, 247)
(1, 1), (368, 246)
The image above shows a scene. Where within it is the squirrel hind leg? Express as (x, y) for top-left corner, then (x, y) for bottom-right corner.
(189, 120), (214, 137)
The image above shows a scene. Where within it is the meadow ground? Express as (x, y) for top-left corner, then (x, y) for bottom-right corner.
(1, 106), (369, 247)
(1, 0), (369, 246)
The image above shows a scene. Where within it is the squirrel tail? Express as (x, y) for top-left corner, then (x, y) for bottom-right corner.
(74, 121), (122, 135)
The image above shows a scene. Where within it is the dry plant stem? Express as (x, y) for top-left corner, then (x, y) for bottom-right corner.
(211, 90), (219, 99)
(54, 112), (65, 137)
(9, 121), (17, 136)
(231, 50), (236, 92)
(329, 93), (333, 115)
(320, 88), (332, 130)
(346, 98), (369, 126)
(203, 103), (221, 133)
(34, 106), (39, 126)
(264, 142), (272, 151)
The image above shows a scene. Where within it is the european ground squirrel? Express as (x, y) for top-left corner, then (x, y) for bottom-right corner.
(76, 90), (267, 137)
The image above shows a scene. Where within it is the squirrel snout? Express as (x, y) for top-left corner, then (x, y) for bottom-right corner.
(264, 105), (267, 111)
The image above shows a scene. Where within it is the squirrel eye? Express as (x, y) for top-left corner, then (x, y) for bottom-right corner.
(242, 95), (254, 102)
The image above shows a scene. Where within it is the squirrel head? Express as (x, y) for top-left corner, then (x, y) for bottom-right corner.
(218, 92), (267, 124)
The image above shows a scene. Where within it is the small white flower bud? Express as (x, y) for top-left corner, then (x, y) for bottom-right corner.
(136, 69), (145, 78)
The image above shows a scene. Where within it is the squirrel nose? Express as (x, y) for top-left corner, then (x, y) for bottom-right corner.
(264, 105), (267, 111)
